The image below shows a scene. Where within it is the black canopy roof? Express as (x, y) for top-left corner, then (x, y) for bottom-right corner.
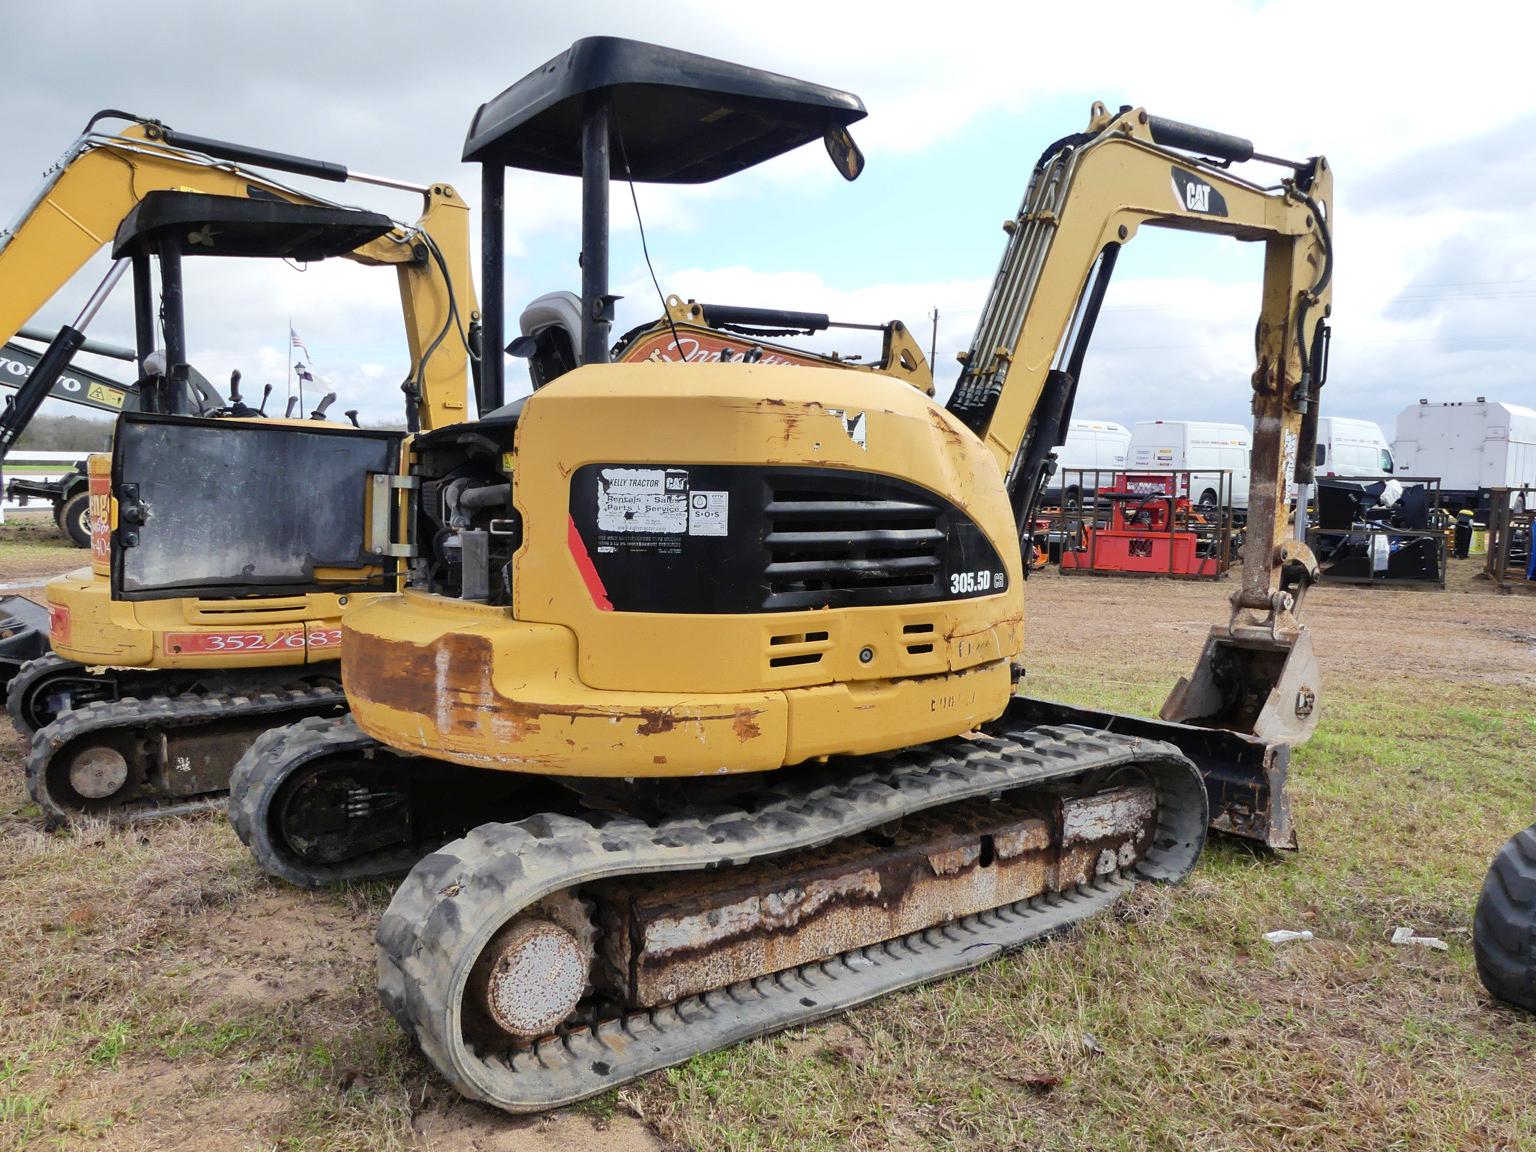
(112, 191), (395, 260)
(462, 36), (866, 183)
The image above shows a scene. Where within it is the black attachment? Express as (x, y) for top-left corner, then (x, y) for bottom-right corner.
(228, 369), (242, 404)
(345, 409), (360, 428)
(1146, 116), (1254, 164)
(310, 392), (337, 420)
(285, 396), (299, 418)
(258, 383), (272, 416)
(155, 128), (349, 183)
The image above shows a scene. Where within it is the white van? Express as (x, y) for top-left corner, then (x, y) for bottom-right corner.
(1315, 416), (1393, 478)
(1127, 420), (1251, 510)
(1050, 419), (1130, 499)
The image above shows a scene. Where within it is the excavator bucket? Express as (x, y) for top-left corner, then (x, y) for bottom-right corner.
(1162, 627), (1320, 748)
(0, 594), (50, 703)
(1146, 625), (1320, 849)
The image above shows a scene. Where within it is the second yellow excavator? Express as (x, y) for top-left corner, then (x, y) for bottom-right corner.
(0, 116), (475, 821)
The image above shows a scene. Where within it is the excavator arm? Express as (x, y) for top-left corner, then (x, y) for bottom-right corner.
(950, 102), (1333, 845)
(0, 115), (475, 432)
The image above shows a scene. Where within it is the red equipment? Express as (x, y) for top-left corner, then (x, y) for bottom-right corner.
(1060, 472), (1225, 577)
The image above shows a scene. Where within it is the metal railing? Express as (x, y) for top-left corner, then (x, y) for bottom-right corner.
(1045, 468), (1236, 580)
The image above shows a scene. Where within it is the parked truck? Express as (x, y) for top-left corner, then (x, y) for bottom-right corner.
(1392, 399), (1536, 511)
(1314, 416), (1395, 479)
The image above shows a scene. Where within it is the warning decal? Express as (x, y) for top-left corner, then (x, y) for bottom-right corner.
(688, 490), (729, 536)
(596, 468), (689, 534)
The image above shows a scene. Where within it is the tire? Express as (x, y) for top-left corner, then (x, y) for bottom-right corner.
(1473, 823), (1536, 1013)
(1197, 488), (1219, 515)
(59, 491), (91, 549)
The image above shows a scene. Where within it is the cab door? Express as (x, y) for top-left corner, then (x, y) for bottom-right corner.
(111, 412), (406, 601)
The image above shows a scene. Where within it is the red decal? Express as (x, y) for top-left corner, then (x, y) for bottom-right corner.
(48, 604), (70, 646)
(567, 515), (613, 611)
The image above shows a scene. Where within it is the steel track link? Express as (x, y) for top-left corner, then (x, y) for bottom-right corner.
(229, 715), (445, 889)
(25, 684), (348, 826)
(378, 723), (1208, 1112)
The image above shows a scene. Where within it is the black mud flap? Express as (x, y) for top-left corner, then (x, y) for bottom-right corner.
(109, 413), (405, 602)
(1010, 695), (1296, 850)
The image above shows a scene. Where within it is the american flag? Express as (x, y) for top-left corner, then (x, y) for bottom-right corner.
(290, 327), (311, 361)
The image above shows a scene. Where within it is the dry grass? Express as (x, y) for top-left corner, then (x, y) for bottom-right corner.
(1, 515), (1533, 1150)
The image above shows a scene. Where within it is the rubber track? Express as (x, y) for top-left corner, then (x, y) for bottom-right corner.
(6, 654), (97, 736)
(228, 715), (435, 889)
(25, 684), (347, 826)
(1473, 823), (1536, 1013)
(378, 723), (1208, 1112)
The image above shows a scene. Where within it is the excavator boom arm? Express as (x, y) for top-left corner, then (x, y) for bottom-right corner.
(952, 102), (1331, 657)
(0, 121), (474, 431)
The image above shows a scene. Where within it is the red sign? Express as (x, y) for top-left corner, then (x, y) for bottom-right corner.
(48, 604), (70, 646)
(161, 627), (342, 656)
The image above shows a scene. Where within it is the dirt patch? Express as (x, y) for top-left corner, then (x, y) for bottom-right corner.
(413, 1102), (664, 1151)
(0, 508), (83, 585)
(1022, 560), (1536, 687)
(47, 1057), (293, 1152)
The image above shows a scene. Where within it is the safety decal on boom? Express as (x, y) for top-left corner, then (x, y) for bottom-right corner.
(1170, 167), (1228, 217)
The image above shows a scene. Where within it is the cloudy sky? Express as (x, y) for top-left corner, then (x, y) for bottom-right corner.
(3, 0), (1533, 442)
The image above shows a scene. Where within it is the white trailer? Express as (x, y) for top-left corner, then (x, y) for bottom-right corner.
(1392, 400), (1536, 506)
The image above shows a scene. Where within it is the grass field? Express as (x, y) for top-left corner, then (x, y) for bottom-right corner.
(0, 523), (1532, 1151)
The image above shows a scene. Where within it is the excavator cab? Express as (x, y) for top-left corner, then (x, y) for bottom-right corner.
(104, 192), (406, 601)
(109, 190), (395, 414)
(466, 34), (870, 410)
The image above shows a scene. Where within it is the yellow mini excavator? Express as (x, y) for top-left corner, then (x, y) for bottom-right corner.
(213, 39), (1329, 1109)
(0, 115), (475, 822)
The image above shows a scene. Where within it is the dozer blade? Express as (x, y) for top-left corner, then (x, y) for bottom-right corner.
(0, 594), (51, 705)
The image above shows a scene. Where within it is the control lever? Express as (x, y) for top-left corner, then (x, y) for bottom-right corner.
(228, 369), (242, 404)
(285, 396), (299, 418)
(310, 392), (337, 420)
(257, 383), (272, 415)
(344, 409), (360, 428)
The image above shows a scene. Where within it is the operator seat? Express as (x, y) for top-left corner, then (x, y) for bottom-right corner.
(511, 291), (583, 389)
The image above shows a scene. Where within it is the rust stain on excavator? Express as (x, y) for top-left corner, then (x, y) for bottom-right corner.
(594, 788), (1156, 1009)
(636, 709), (678, 736)
(347, 631), (769, 755)
(732, 708), (763, 741)
(924, 405), (970, 458)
